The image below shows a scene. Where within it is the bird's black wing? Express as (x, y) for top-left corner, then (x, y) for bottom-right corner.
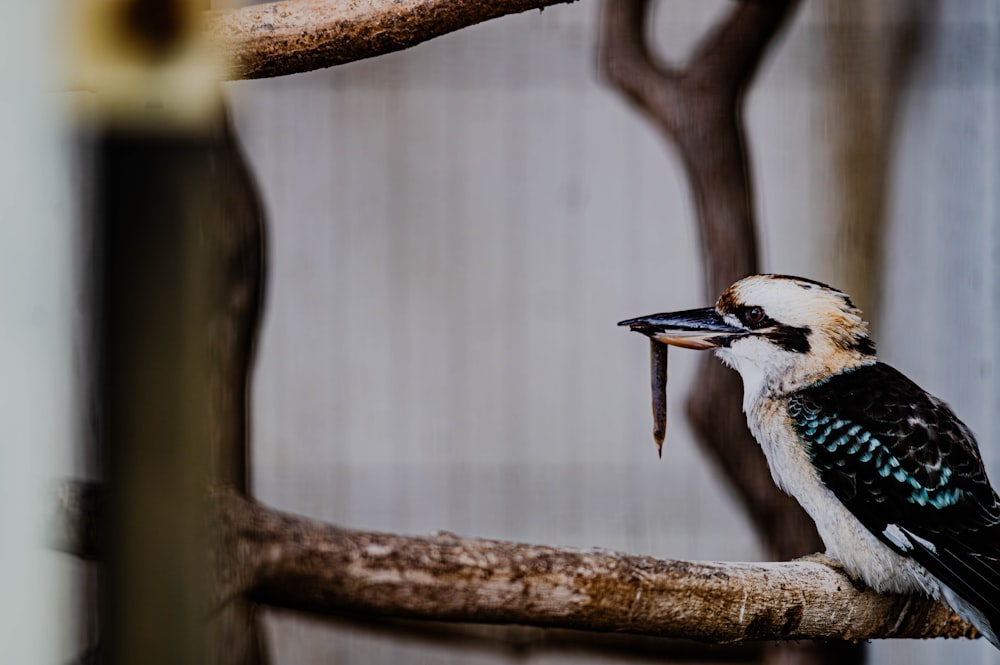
(787, 362), (1000, 632)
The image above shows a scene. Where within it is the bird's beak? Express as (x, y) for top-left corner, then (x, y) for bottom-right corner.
(618, 307), (746, 350)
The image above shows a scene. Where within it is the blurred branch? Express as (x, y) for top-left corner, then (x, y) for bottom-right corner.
(598, 5), (860, 662)
(205, 0), (579, 80)
(203, 106), (270, 665)
(55, 481), (978, 645)
(54, 480), (105, 560)
(821, 4), (928, 318)
(599, 0), (820, 562)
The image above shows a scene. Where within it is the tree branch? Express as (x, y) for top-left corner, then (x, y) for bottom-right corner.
(54, 482), (978, 645)
(205, 0), (579, 80)
(687, 0), (796, 93)
(600, 0), (818, 562)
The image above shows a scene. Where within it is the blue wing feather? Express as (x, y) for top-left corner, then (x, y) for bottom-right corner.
(788, 362), (1000, 642)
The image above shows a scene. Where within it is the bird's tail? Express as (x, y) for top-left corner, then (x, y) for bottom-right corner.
(920, 528), (1000, 650)
(940, 583), (999, 648)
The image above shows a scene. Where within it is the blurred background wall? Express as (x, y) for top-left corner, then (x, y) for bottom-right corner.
(214, 1), (997, 663)
(1, 0), (71, 662)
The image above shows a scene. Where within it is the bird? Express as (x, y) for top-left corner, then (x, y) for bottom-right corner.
(619, 273), (1000, 648)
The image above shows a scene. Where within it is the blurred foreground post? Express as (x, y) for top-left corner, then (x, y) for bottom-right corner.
(80, 0), (221, 662)
(97, 130), (216, 665)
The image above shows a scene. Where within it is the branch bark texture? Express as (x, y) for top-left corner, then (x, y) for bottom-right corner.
(54, 483), (978, 645)
(205, 0), (578, 80)
(232, 497), (971, 642)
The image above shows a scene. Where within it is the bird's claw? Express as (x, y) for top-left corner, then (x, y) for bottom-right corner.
(795, 552), (868, 592)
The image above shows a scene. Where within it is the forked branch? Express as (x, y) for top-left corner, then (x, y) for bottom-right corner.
(599, 0), (818, 562)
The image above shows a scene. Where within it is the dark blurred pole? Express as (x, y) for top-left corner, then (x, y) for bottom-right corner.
(89, 1), (218, 663)
(97, 131), (216, 665)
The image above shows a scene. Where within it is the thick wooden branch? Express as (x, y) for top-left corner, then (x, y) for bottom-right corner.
(204, 0), (578, 80)
(54, 482), (978, 645)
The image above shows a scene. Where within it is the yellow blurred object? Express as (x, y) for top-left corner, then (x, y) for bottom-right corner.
(69, 0), (223, 128)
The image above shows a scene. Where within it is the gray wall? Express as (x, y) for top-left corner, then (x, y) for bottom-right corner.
(226, 2), (1000, 663)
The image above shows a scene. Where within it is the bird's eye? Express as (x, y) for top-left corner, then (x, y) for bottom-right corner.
(743, 306), (766, 326)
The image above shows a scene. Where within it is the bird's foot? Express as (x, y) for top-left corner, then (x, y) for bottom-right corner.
(795, 551), (842, 569)
(794, 552), (868, 592)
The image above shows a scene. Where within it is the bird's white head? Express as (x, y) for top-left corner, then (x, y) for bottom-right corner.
(620, 274), (876, 402)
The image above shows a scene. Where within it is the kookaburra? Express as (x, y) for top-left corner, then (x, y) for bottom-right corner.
(620, 274), (1000, 647)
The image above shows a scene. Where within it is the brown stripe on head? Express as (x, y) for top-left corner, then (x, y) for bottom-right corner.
(717, 274), (876, 358)
(715, 285), (742, 316)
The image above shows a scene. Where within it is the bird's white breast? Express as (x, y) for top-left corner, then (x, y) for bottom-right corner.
(746, 397), (939, 597)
